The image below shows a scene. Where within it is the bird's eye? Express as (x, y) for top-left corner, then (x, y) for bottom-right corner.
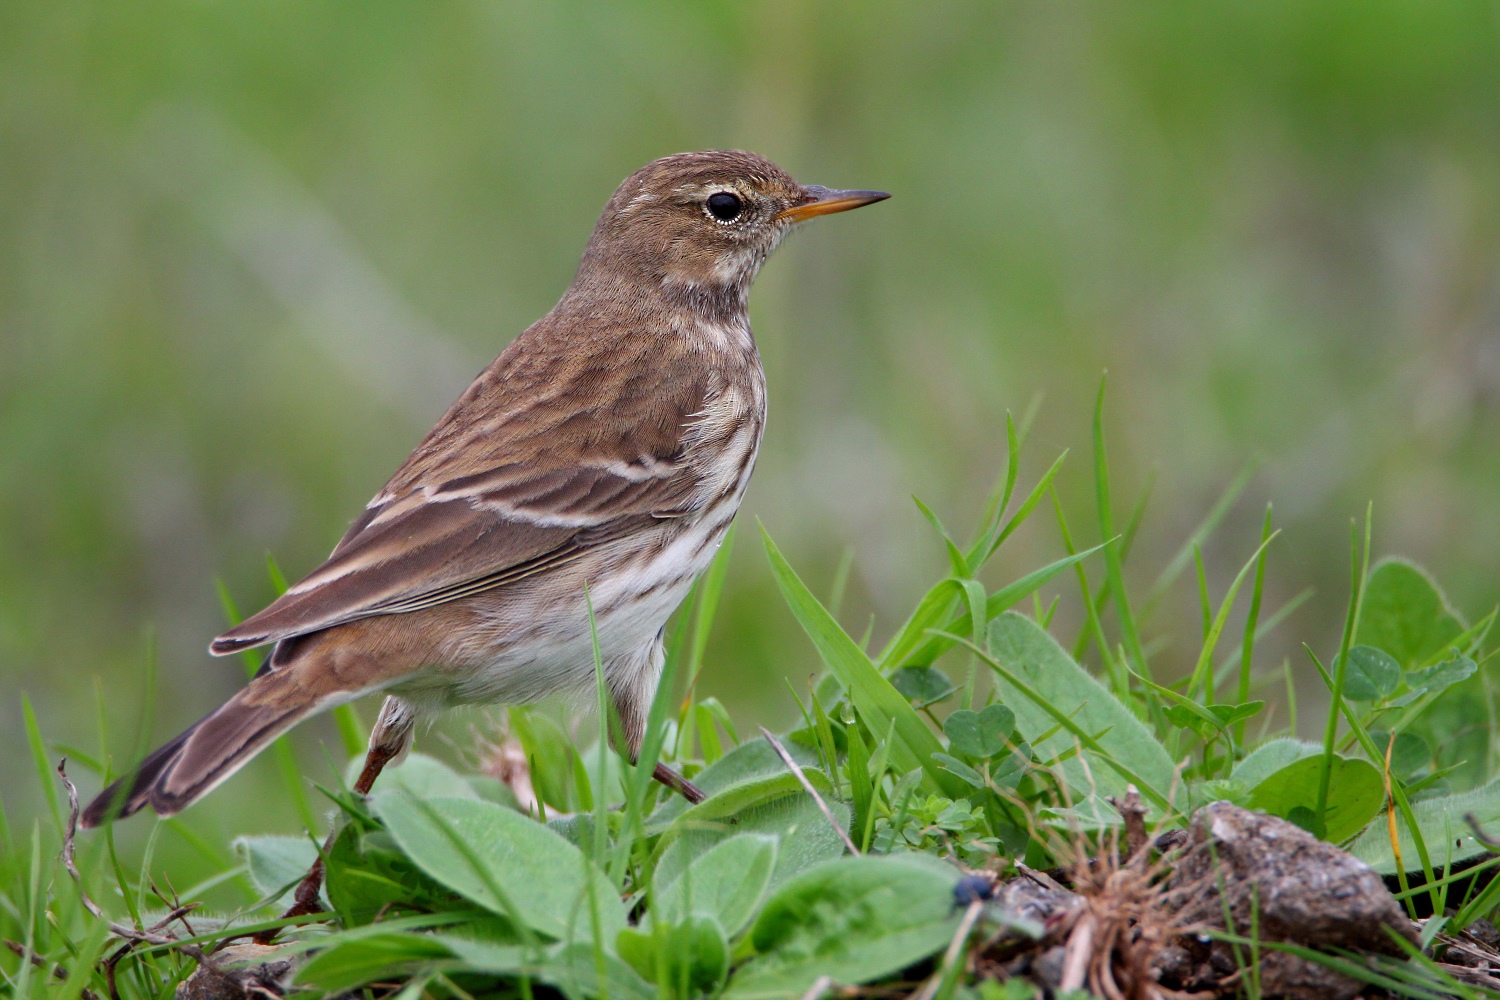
(706, 191), (744, 222)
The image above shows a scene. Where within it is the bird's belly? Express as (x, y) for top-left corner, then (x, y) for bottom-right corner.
(430, 509), (738, 708)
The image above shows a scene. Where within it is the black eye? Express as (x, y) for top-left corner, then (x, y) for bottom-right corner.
(706, 191), (743, 222)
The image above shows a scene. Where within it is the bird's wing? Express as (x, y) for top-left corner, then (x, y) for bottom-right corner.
(212, 341), (714, 655)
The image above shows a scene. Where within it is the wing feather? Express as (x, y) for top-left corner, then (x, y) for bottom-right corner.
(210, 317), (722, 656)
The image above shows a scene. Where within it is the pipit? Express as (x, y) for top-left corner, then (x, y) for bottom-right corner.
(83, 151), (887, 833)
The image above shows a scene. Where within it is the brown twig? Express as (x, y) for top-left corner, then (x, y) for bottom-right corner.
(1109, 785), (1149, 863)
(56, 760), (215, 967)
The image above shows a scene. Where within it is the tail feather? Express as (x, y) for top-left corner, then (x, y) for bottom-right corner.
(81, 674), (318, 827)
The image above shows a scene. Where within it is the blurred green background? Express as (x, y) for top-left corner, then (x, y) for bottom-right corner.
(3, 1), (1499, 858)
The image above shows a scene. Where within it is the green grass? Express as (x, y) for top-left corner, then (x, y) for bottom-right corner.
(4, 393), (1499, 999)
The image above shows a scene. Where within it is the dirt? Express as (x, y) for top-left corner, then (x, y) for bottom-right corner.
(972, 800), (1468, 999)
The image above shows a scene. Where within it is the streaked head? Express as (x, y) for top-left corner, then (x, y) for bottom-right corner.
(577, 150), (888, 308)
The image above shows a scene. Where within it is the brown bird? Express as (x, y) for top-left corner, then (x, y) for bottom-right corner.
(83, 151), (887, 832)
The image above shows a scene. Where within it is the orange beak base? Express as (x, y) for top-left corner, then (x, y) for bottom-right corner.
(777, 185), (890, 223)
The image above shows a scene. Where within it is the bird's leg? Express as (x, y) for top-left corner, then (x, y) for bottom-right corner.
(611, 651), (707, 804)
(259, 697), (414, 939)
(652, 761), (706, 803)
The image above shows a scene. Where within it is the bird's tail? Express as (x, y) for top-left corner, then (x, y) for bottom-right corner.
(81, 665), (331, 827)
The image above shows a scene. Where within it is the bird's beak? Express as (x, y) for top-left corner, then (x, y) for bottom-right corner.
(777, 185), (890, 223)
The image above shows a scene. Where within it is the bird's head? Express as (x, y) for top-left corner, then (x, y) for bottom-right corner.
(576, 150), (888, 316)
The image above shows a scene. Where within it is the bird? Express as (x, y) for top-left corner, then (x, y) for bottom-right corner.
(82, 151), (888, 833)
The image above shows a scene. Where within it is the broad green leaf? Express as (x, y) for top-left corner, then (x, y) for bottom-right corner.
(1356, 560), (1465, 668)
(1338, 646), (1401, 702)
(654, 833), (777, 936)
(985, 612), (1175, 809)
(762, 526), (963, 797)
(1368, 730), (1433, 779)
(232, 834), (318, 902)
(542, 943), (658, 1000)
(649, 739), (818, 829)
(663, 771), (830, 829)
(1246, 755), (1384, 842)
(1350, 776), (1500, 874)
(889, 666), (958, 707)
(1232, 738), (1320, 791)
(438, 937), (656, 1000)
(618, 917), (729, 992)
(295, 932), (453, 992)
(727, 854), (960, 999)
(1355, 560), (1490, 788)
(510, 707), (585, 812)
(654, 791), (847, 894)
(943, 704), (1015, 759)
(326, 826), (469, 926)
(374, 793), (626, 944)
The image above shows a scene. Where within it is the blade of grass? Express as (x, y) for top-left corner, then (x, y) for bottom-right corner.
(1305, 647), (1437, 911)
(943, 631), (1171, 811)
(1236, 505), (1275, 742)
(1092, 375), (1150, 681)
(762, 523), (963, 798)
(890, 542), (1110, 672)
(1077, 466), (1158, 649)
(1184, 532), (1280, 702)
(965, 411), (1024, 562)
(685, 523), (735, 700)
(969, 450), (1070, 572)
(1316, 507), (1372, 838)
(827, 545), (856, 620)
(22, 695), (61, 836)
(1193, 545), (1212, 648)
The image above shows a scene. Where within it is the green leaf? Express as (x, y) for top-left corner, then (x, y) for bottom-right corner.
(890, 666), (958, 707)
(653, 833), (778, 936)
(373, 793), (626, 944)
(1232, 738), (1320, 791)
(326, 826), (469, 926)
(1357, 562), (1489, 790)
(294, 931), (454, 992)
(618, 917), (729, 992)
(943, 704), (1015, 759)
(762, 525), (963, 797)
(438, 936), (657, 1000)
(1338, 646), (1401, 702)
(1208, 702), (1263, 728)
(654, 783), (848, 893)
(648, 739), (818, 829)
(232, 834), (318, 902)
(983, 613), (1176, 810)
(1406, 656), (1477, 696)
(727, 855), (960, 999)
(931, 752), (985, 788)
(1356, 559), (1465, 668)
(1350, 775), (1500, 874)
(1367, 730), (1433, 779)
(1246, 755), (1384, 842)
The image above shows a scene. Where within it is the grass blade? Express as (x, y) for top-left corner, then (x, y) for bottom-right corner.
(761, 523), (963, 798)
